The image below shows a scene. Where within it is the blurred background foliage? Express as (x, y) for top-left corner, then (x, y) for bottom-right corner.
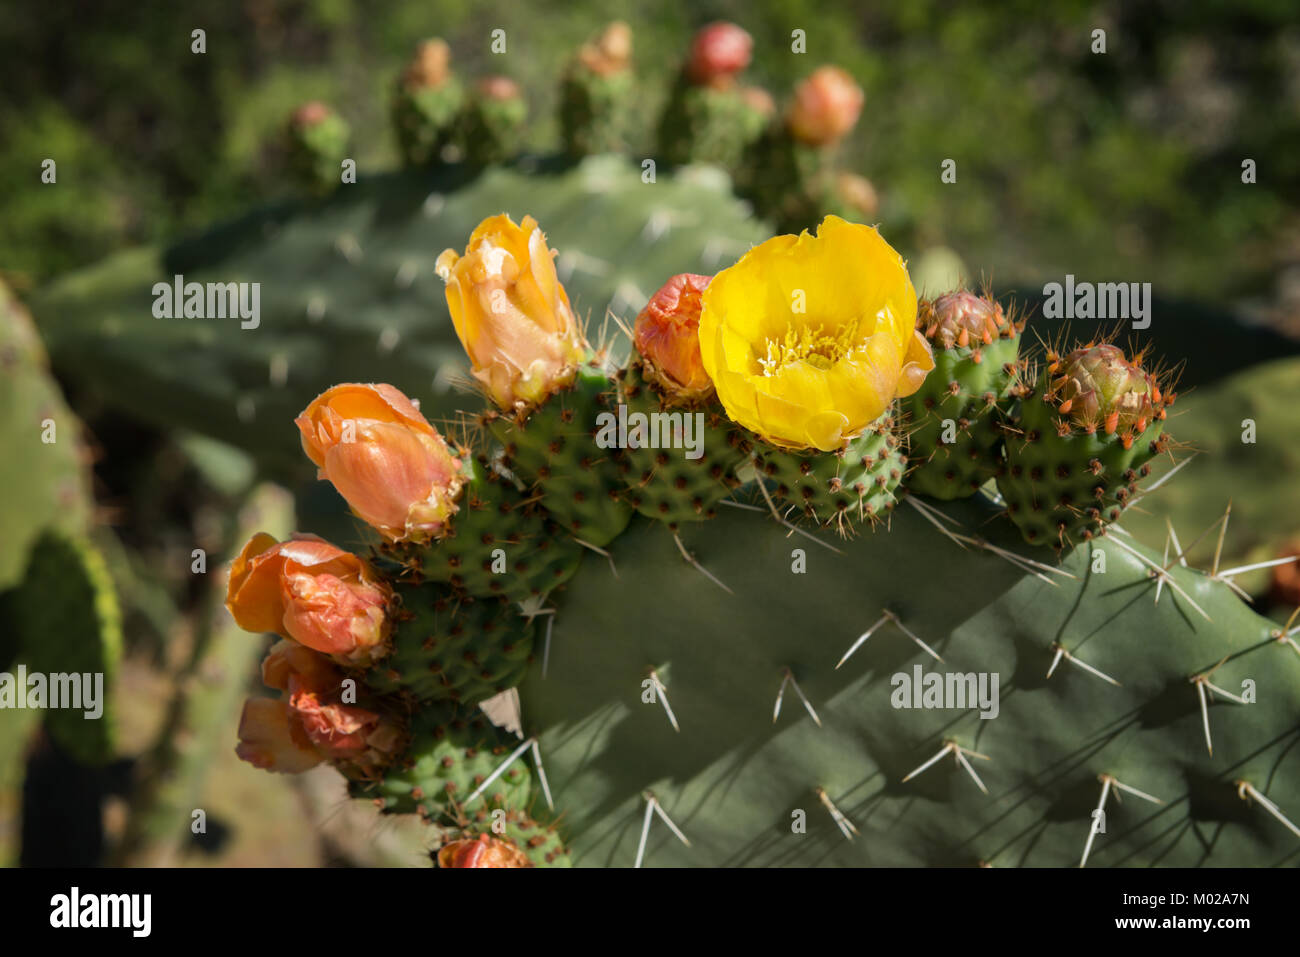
(2, 0), (1299, 867)
(2, 0), (1299, 313)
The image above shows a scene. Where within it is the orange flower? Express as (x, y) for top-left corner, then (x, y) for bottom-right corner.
(787, 66), (863, 146)
(236, 641), (403, 774)
(634, 273), (715, 402)
(437, 834), (532, 868)
(436, 214), (588, 411)
(235, 697), (323, 774)
(226, 533), (392, 665)
(295, 383), (465, 543)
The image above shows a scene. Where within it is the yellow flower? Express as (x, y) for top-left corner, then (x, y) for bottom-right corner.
(698, 215), (934, 451)
(436, 214), (588, 411)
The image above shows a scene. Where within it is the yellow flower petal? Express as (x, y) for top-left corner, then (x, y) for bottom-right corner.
(699, 216), (927, 451)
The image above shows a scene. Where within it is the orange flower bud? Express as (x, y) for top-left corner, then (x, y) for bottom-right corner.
(578, 21), (633, 76)
(787, 66), (864, 146)
(477, 75), (521, 101)
(687, 22), (752, 88)
(436, 214), (588, 411)
(437, 834), (532, 868)
(291, 101), (332, 130)
(634, 273), (715, 402)
(295, 383), (465, 543)
(402, 39), (452, 90)
(226, 533), (392, 665)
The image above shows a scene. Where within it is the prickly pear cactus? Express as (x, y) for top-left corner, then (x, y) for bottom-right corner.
(0, 532), (122, 766)
(521, 501), (1300, 866)
(31, 157), (767, 481)
(0, 280), (93, 589)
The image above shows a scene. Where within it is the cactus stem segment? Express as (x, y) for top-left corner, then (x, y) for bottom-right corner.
(773, 667), (822, 727)
(464, 735), (535, 806)
(752, 457), (844, 555)
(815, 787), (859, 841)
(1236, 781), (1300, 840)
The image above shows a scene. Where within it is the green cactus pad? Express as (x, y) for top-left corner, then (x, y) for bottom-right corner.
(754, 410), (906, 530)
(520, 499), (1300, 867)
(614, 361), (750, 524)
(432, 808), (572, 868)
(998, 373), (1166, 550)
(32, 157), (767, 482)
(487, 363), (633, 547)
(0, 532), (122, 766)
(0, 281), (93, 590)
(400, 455), (584, 602)
(349, 704), (531, 821)
(369, 586), (536, 706)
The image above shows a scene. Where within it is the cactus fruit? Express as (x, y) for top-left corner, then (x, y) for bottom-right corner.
(614, 272), (750, 524)
(656, 23), (769, 169)
(998, 341), (1173, 550)
(484, 363), (633, 547)
(397, 454), (584, 602)
(559, 22), (634, 157)
(348, 704), (531, 821)
(431, 809), (571, 867)
(286, 102), (350, 194)
(368, 586), (536, 707)
(459, 76), (527, 167)
(901, 291), (1025, 500)
(615, 361), (750, 524)
(392, 39), (465, 167)
(754, 410), (907, 530)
